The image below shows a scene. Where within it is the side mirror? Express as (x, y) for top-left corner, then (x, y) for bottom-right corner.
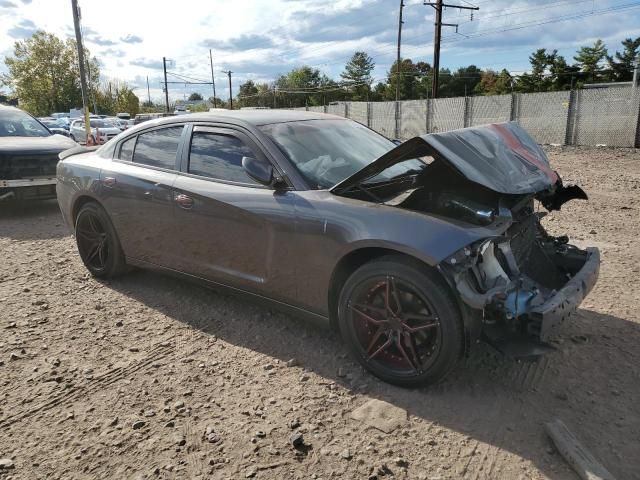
(242, 156), (274, 186)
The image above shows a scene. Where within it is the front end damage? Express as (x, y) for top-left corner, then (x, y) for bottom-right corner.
(332, 121), (600, 357)
(440, 205), (599, 356)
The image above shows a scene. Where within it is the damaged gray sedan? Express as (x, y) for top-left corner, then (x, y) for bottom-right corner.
(56, 111), (599, 387)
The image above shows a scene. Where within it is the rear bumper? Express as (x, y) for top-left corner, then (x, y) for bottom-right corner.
(528, 247), (600, 338)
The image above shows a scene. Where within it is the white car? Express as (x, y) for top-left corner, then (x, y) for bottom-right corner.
(69, 118), (122, 145)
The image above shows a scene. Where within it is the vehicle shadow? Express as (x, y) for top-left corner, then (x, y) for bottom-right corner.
(0, 199), (70, 240)
(106, 270), (640, 480)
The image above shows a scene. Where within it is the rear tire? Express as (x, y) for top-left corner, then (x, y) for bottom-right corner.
(74, 202), (127, 279)
(337, 255), (463, 388)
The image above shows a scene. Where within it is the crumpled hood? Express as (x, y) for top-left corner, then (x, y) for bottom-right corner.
(332, 121), (559, 195)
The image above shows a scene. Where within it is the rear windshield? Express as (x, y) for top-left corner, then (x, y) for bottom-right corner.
(90, 120), (109, 128)
(0, 109), (50, 137)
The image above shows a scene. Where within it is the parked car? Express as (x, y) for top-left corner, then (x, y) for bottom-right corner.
(56, 111), (599, 387)
(38, 117), (71, 137)
(133, 112), (175, 125)
(69, 118), (122, 145)
(1, 105), (76, 201)
(103, 117), (125, 131)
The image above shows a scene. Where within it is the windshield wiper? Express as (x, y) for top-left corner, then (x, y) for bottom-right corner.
(353, 183), (384, 203)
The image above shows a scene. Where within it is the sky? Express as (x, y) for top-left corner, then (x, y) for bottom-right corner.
(1, 0), (640, 104)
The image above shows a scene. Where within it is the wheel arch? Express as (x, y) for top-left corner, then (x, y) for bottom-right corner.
(71, 194), (102, 227)
(328, 246), (481, 357)
(328, 246), (446, 329)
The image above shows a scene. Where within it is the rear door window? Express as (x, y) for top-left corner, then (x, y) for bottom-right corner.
(188, 132), (258, 184)
(132, 126), (183, 170)
(118, 136), (136, 162)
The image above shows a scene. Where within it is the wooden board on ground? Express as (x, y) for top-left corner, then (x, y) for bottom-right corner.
(545, 418), (616, 480)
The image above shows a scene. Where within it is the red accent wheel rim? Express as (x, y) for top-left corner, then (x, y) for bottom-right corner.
(348, 275), (442, 377)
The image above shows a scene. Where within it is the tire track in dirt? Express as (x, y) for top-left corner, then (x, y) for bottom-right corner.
(0, 341), (174, 430)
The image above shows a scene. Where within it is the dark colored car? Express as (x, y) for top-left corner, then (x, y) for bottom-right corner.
(56, 111), (599, 387)
(1, 105), (77, 201)
(38, 117), (72, 137)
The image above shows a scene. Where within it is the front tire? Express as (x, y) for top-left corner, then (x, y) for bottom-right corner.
(74, 202), (126, 278)
(337, 256), (463, 388)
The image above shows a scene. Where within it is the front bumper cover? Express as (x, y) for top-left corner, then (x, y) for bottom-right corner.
(527, 247), (600, 339)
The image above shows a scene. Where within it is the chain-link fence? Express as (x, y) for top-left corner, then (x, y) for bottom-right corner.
(289, 85), (640, 147)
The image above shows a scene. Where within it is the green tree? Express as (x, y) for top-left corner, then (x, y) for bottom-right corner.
(384, 59), (430, 100)
(94, 79), (139, 116)
(549, 55), (580, 90)
(188, 92), (203, 101)
(275, 66), (338, 107)
(574, 39), (608, 83)
(370, 82), (387, 101)
(475, 69), (512, 95)
(516, 49), (556, 92)
(607, 37), (640, 82)
(237, 80), (259, 107)
(340, 51), (375, 101)
(2, 30), (100, 116)
(207, 96), (227, 109)
(439, 65), (482, 97)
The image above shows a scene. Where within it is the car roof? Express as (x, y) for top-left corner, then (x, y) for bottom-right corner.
(143, 109), (344, 129)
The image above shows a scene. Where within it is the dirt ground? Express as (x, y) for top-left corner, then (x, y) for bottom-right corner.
(0, 147), (639, 480)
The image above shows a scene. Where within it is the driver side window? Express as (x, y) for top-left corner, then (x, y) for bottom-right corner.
(188, 132), (258, 185)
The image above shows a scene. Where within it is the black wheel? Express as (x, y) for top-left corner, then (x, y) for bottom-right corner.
(74, 202), (126, 278)
(338, 256), (463, 387)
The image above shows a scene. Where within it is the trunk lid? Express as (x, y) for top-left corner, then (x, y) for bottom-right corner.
(331, 121), (559, 195)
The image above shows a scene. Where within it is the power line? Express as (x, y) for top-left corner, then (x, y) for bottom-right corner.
(158, 1), (639, 99)
(442, 1), (640, 43)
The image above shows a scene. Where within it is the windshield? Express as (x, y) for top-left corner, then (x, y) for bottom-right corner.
(40, 118), (62, 128)
(259, 119), (427, 189)
(0, 109), (51, 137)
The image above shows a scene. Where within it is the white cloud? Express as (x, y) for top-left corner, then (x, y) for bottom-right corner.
(0, 0), (639, 102)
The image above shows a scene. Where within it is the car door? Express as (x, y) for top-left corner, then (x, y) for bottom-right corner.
(100, 124), (186, 267)
(70, 120), (85, 143)
(172, 125), (297, 301)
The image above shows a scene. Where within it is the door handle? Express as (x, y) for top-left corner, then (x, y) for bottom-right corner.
(102, 177), (116, 188)
(175, 193), (194, 209)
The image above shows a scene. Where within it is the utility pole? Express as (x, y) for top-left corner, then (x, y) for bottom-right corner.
(396, 0), (404, 101)
(85, 59), (98, 114)
(209, 49), (217, 108)
(632, 54), (639, 96)
(163, 57), (169, 113)
(70, 0), (92, 142)
(146, 76), (151, 106)
(425, 1), (478, 98)
(222, 70), (233, 109)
